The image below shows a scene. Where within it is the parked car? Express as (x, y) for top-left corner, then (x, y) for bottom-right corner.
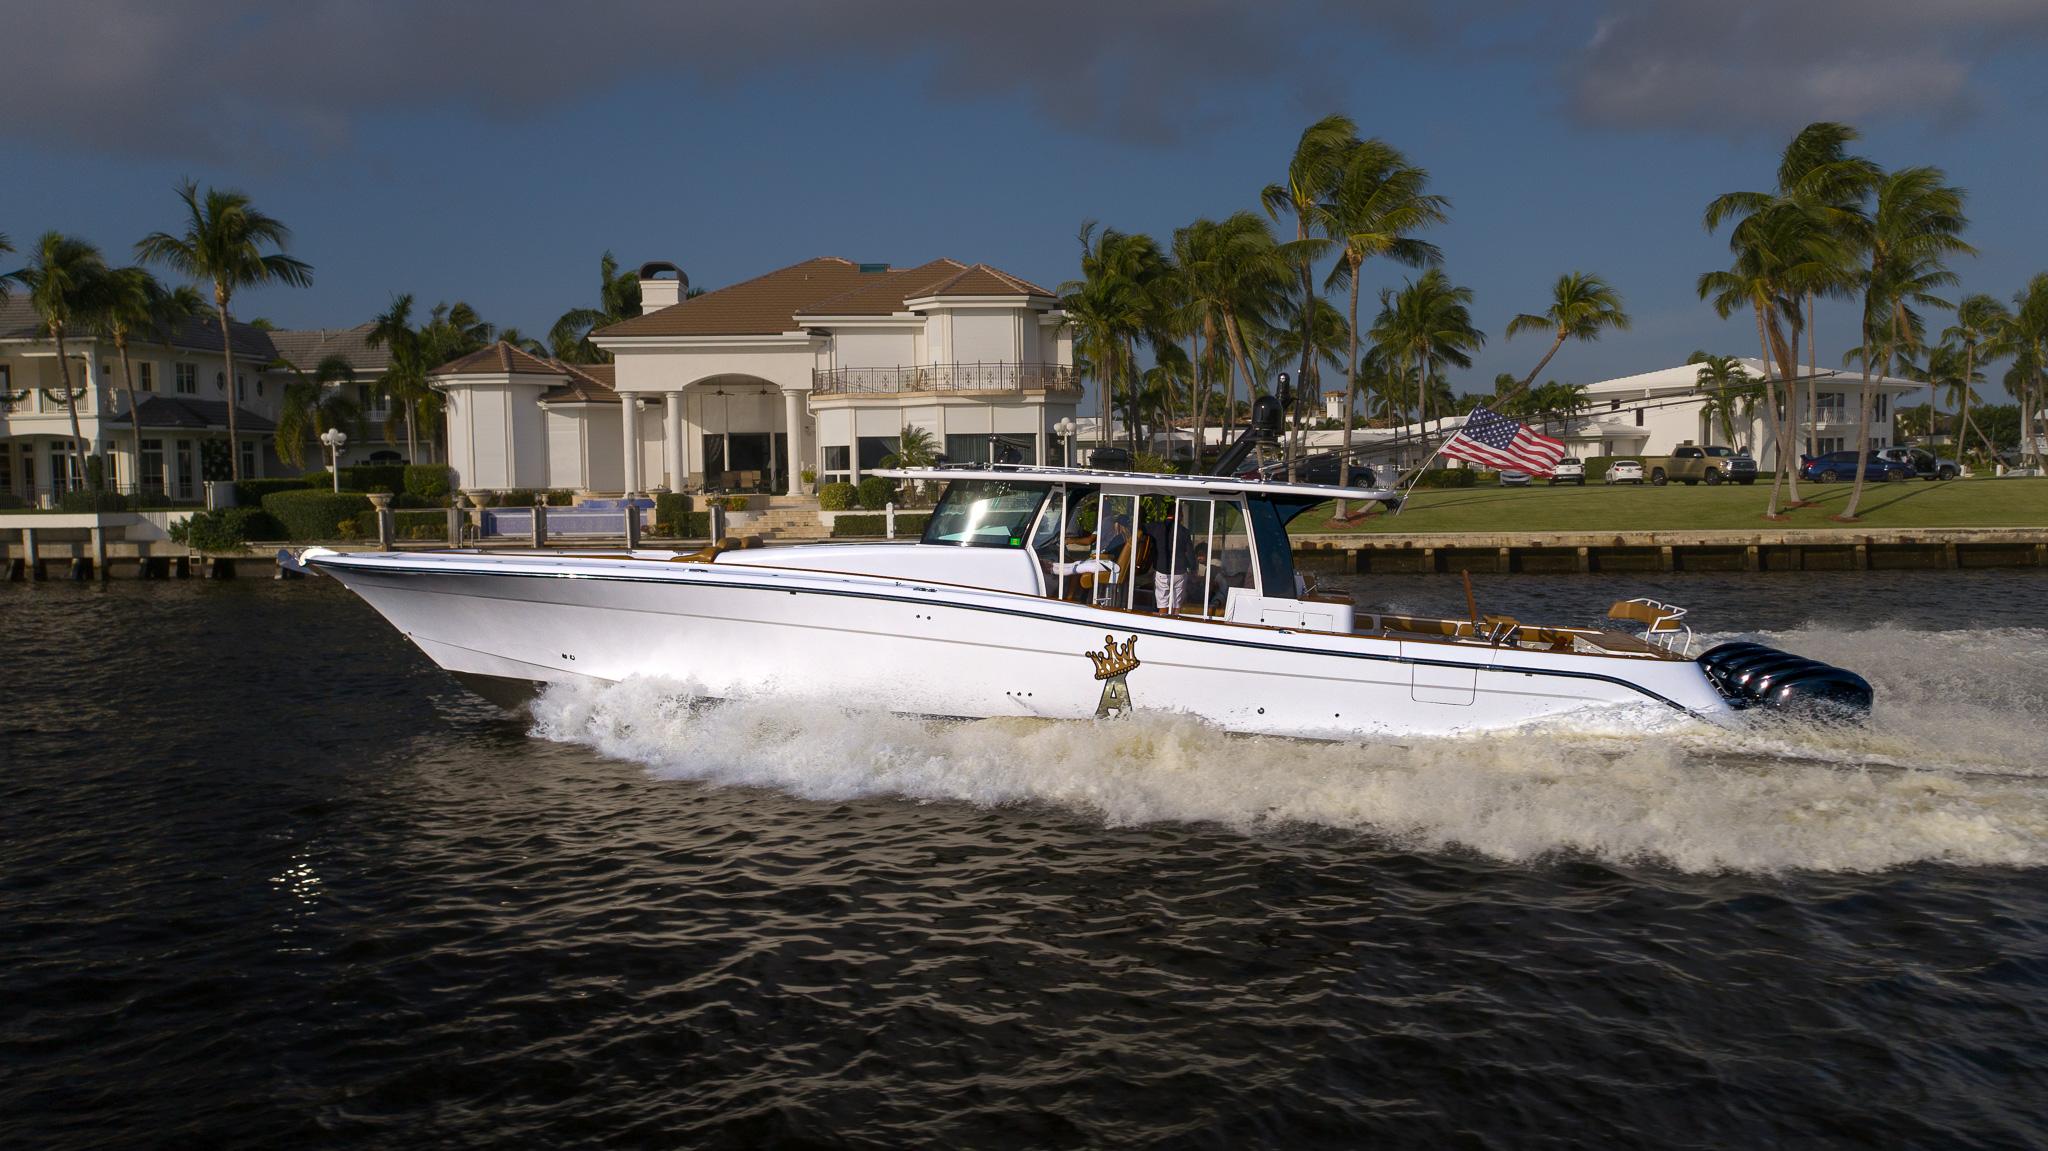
(1800, 450), (1914, 483)
(1875, 446), (1960, 480)
(1646, 444), (1757, 486)
(1549, 458), (1585, 485)
(1498, 470), (1531, 486)
(1605, 460), (1645, 484)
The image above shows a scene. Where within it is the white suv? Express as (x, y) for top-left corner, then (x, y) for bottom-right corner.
(1550, 457), (1585, 485)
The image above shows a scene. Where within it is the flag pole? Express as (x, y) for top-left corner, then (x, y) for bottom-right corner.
(1392, 422), (1453, 517)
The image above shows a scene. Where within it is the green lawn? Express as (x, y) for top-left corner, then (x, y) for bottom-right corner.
(1302, 476), (2048, 534)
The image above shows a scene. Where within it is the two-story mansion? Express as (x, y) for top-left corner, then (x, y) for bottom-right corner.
(432, 258), (1079, 496)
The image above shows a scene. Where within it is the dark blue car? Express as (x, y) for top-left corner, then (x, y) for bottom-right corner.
(1799, 450), (1913, 483)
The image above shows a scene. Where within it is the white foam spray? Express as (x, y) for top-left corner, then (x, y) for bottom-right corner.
(528, 625), (2048, 874)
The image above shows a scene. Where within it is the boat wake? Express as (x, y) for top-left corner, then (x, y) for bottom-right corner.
(528, 625), (2048, 874)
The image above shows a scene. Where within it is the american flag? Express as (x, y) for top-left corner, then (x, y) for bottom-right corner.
(1439, 406), (1566, 475)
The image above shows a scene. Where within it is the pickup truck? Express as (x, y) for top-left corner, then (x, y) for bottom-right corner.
(1646, 444), (1759, 486)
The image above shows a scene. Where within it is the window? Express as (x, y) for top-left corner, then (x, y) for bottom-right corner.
(176, 363), (197, 394)
(0, 442), (10, 494)
(1818, 437), (1844, 454)
(921, 480), (1049, 548)
(822, 445), (851, 483)
(1634, 407), (1644, 427)
(217, 371), (226, 393)
(236, 375), (246, 402)
(1874, 394), (1887, 420)
(1245, 498), (1297, 597)
(255, 378), (263, 398)
(140, 439), (164, 493)
(1817, 391), (1845, 418)
(240, 439), (257, 478)
(138, 362), (155, 392)
(857, 436), (899, 470)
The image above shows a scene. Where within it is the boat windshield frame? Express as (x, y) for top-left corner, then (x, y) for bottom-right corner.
(918, 479), (1053, 550)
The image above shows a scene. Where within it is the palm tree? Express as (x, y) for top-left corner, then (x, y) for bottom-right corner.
(0, 232), (15, 305)
(273, 355), (361, 469)
(1700, 201), (1841, 514)
(1060, 223), (1168, 455)
(1264, 113), (1359, 478)
(1905, 339), (1980, 460)
(1840, 166), (1972, 520)
(496, 327), (549, 357)
(1707, 123), (1880, 458)
(136, 180), (313, 481)
(98, 267), (202, 484)
(18, 232), (113, 491)
(1371, 268), (1483, 470)
(1944, 294), (2010, 467)
(368, 295), (493, 463)
(1172, 212), (1289, 447)
(548, 252), (641, 363)
(1321, 140), (1447, 505)
(1997, 275), (2048, 472)
(1687, 351), (1759, 448)
(1271, 292), (1353, 458)
(1503, 272), (1630, 402)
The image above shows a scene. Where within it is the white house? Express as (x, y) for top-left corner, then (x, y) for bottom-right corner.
(1, 296), (284, 504)
(434, 257), (1080, 497)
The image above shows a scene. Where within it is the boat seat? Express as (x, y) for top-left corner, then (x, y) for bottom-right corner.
(669, 535), (764, 564)
(1377, 614), (1475, 638)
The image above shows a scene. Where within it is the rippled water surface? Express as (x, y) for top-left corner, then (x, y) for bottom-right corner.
(4, 570), (2046, 1148)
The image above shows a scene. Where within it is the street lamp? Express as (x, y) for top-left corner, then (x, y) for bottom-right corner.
(319, 428), (348, 491)
(1055, 417), (1076, 466)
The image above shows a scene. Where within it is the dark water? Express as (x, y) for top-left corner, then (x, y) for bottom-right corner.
(4, 571), (2046, 1149)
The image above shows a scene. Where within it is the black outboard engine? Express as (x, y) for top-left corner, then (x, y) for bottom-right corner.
(1696, 641), (1873, 720)
(1211, 393), (1285, 477)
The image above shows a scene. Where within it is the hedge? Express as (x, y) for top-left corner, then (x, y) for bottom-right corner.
(169, 506), (286, 552)
(653, 492), (692, 526)
(1412, 468), (1478, 489)
(392, 508), (453, 541)
(56, 489), (132, 512)
(855, 475), (897, 509)
(818, 482), (857, 510)
(652, 511), (711, 538)
(235, 477), (315, 504)
(404, 464), (452, 501)
(261, 489), (374, 540)
(831, 512), (931, 538)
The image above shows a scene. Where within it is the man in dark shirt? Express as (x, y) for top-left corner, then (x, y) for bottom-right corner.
(1142, 507), (1196, 615)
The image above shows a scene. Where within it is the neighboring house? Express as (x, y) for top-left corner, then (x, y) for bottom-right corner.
(435, 257), (1080, 496)
(265, 322), (425, 466)
(0, 296), (283, 504)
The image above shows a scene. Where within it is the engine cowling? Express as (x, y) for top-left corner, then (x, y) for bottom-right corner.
(1697, 641), (1873, 720)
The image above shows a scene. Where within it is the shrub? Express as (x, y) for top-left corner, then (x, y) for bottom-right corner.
(393, 509), (450, 540)
(719, 494), (751, 513)
(545, 489), (575, 506)
(342, 464), (407, 493)
(652, 511), (711, 539)
(830, 512), (930, 538)
(56, 489), (131, 512)
(855, 475), (897, 509)
(1412, 468), (1478, 489)
(818, 482), (857, 510)
(261, 489), (374, 540)
(404, 464), (452, 501)
(235, 477), (314, 505)
(497, 489), (538, 507)
(168, 506), (285, 553)
(392, 491), (436, 509)
(654, 492), (692, 527)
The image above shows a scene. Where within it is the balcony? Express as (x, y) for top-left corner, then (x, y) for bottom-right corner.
(812, 362), (1080, 397)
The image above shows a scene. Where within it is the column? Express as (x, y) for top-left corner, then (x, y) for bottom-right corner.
(665, 392), (686, 491)
(617, 391), (641, 496)
(782, 389), (805, 496)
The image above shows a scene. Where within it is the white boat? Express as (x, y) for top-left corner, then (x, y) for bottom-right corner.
(289, 457), (1871, 739)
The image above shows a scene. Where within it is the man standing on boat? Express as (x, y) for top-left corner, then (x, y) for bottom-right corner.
(1144, 505), (1197, 616)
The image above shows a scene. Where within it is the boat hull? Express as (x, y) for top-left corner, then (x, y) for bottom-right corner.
(311, 551), (1731, 739)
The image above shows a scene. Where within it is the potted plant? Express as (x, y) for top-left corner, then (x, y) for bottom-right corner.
(800, 467), (817, 495)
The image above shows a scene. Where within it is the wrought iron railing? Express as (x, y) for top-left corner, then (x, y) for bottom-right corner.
(813, 362), (1081, 396)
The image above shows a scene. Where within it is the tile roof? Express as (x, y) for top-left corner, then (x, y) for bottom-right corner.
(0, 297), (278, 360)
(266, 322), (392, 374)
(105, 395), (278, 432)
(592, 256), (1057, 339)
(431, 341), (568, 377)
(542, 361), (619, 404)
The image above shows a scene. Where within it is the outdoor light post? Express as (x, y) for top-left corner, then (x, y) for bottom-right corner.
(1055, 417), (1076, 466)
(320, 428), (347, 491)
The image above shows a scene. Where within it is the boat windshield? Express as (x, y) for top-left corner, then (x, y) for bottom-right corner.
(921, 480), (1050, 548)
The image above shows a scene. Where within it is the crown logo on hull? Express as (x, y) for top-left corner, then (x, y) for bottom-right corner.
(1087, 634), (1140, 680)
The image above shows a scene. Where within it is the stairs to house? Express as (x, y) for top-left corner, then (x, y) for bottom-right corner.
(738, 499), (828, 542)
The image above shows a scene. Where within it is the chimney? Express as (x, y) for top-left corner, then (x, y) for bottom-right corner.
(637, 261), (688, 314)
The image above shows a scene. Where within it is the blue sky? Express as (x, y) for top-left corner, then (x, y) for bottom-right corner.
(4, 0), (2046, 393)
